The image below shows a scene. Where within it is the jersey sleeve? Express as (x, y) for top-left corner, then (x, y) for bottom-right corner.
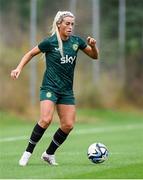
(78, 37), (87, 50)
(38, 38), (51, 53)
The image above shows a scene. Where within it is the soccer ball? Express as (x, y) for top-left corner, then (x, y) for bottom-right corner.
(87, 142), (108, 164)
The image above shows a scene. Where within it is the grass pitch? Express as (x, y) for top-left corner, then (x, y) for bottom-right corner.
(0, 109), (143, 179)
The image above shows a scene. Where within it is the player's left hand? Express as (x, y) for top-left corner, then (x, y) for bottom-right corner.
(87, 36), (96, 48)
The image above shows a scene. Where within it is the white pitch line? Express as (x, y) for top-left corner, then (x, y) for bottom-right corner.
(0, 136), (28, 142)
(74, 123), (143, 135)
(0, 123), (142, 143)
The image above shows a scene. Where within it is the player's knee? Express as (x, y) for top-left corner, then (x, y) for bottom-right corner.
(39, 116), (52, 129)
(62, 123), (74, 133)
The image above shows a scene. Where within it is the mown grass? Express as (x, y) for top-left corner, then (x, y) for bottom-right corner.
(0, 109), (143, 179)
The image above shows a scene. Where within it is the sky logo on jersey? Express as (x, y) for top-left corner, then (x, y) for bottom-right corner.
(60, 55), (76, 64)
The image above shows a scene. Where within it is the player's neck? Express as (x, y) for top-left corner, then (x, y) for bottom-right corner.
(60, 34), (70, 41)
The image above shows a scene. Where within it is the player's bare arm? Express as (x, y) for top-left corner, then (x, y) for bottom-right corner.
(11, 46), (41, 80)
(82, 36), (99, 59)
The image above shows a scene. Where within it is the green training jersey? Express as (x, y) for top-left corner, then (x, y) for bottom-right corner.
(38, 34), (87, 94)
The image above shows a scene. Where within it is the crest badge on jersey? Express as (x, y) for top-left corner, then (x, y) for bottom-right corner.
(72, 44), (78, 51)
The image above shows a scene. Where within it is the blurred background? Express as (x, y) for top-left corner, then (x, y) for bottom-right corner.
(0, 0), (143, 117)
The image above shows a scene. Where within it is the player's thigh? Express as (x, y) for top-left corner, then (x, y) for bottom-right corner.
(56, 104), (76, 132)
(39, 100), (55, 127)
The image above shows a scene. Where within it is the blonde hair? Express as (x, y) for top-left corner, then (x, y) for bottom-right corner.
(50, 11), (75, 57)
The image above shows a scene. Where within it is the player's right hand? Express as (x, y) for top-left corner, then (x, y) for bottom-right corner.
(10, 68), (21, 80)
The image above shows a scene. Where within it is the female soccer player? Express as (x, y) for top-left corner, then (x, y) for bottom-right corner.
(11, 11), (99, 166)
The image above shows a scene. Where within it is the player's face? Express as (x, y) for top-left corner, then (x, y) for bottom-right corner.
(58, 17), (75, 40)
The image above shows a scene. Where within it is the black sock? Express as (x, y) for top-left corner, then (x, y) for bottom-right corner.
(26, 123), (46, 153)
(46, 128), (69, 155)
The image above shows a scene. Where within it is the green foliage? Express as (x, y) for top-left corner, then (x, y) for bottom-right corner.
(126, 0), (143, 53)
(101, 0), (119, 39)
(0, 0), (143, 112)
